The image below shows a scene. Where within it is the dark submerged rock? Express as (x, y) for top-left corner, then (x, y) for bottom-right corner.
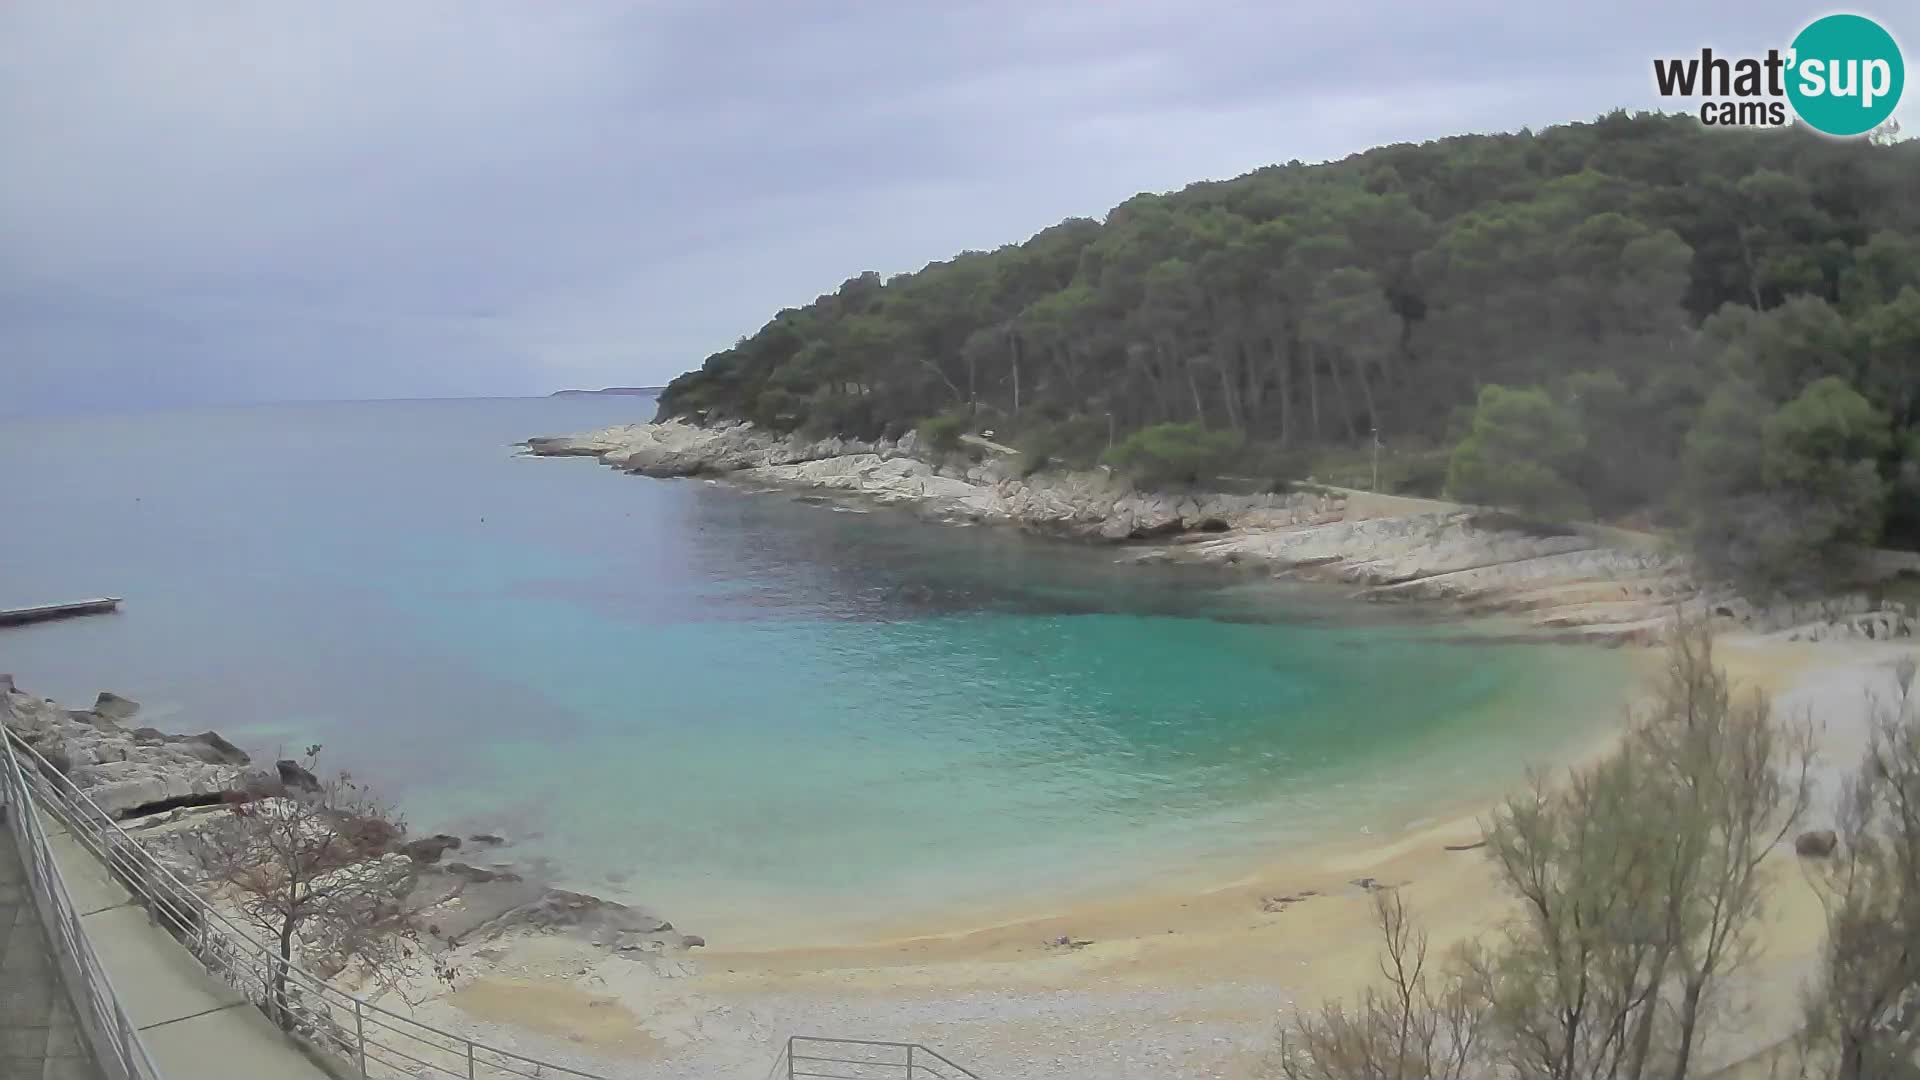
(1795, 830), (1838, 857)
(402, 834), (464, 865)
(445, 862), (523, 884)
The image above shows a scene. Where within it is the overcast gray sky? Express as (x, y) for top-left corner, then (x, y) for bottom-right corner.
(2, 2), (1913, 414)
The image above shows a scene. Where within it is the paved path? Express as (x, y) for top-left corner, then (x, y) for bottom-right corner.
(40, 826), (333, 1080)
(0, 825), (100, 1080)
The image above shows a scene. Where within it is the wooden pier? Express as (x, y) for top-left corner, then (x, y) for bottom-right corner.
(0, 598), (122, 627)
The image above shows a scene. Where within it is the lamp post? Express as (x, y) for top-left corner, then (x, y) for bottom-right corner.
(1371, 426), (1381, 492)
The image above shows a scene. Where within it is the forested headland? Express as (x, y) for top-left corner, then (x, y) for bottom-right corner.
(657, 112), (1919, 597)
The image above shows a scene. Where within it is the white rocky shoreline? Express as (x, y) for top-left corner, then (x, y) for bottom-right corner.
(526, 417), (1917, 647)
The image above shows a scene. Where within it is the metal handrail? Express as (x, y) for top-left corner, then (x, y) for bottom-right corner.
(3, 725), (612, 1080)
(1, 725), (163, 1080)
(784, 1036), (982, 1080)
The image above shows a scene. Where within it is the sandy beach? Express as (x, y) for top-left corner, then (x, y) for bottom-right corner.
(403, 634), (1917, 1080)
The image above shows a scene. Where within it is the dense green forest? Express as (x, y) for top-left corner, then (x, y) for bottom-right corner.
(658, 112), (1920, 596)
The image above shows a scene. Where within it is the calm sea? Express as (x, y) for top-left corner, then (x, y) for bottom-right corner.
(0, 397), (1629, 942)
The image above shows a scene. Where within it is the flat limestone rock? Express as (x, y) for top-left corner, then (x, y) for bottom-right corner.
(411, 864), (690, 956)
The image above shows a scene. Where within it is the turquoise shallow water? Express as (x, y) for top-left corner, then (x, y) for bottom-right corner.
(0, 398), (1630, 941)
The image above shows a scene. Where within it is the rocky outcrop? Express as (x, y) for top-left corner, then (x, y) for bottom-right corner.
(526, 419), (1343, 540)
(7, 681), (704, 967)
(407, 862), (695, 956)
(154, 730), (250, 767)
(462, 886), (675, 946)
(5, 678), (708, 1068)
(5, 689), (247, 816)
(92, 691), (141, 722)
(526, 418), (1916, 646)
(527, 419), (893, 479)
(276, 758), (321, 793)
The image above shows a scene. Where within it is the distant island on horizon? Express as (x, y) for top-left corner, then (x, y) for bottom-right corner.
(550, 386), (665, 398)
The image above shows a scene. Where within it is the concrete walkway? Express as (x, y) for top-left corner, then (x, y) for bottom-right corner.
(0, 825), (100, 1080)
(38, 825), (332, 1080)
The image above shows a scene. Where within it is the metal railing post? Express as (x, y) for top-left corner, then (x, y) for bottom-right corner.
(467, 1039), (477, 1079)
(780, 1038), (979, 1080)
(355, 999), (367, 1077)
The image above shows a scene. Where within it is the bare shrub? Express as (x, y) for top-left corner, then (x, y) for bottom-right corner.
(1800, 656), (1920, 1080)
(1274, 889), (1489, 1080)
(1271, 620), (1812, 1080)
(188, 746), (417, 1028)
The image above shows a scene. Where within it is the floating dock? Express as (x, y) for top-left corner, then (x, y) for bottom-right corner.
(0, 598), (122, 627)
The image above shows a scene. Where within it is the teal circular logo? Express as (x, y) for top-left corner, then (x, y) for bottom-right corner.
(1787, 14), (1905, 136)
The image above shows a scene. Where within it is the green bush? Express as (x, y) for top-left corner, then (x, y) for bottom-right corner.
(1446, 384), (1588, 521)
(1272, 445), (1450, 496)
(1877, 571), (1920, 616)
(1386, 449), (1452, 497)
(1238, 443), (1315, 493)
(1014, 415), (1112, 476)
(795, 388), (888, 441)
(1103, 422), (1245, 489)
(749, 388), (807, 433)
(1682, 375), (1893, 598)
(915, 408), (972, 453)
